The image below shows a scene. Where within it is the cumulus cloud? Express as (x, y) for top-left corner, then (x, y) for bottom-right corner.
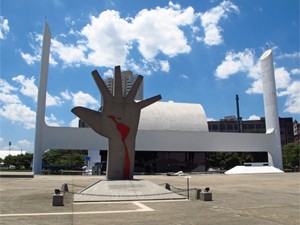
(20, 1), (238, 75)
(18, 139), (32, 149)
(247, 115), (261, 120)
(69, 117), (79, 127)
(71, 91), (99, 109)
(199, 1), (239, 46)
(45, 113), (64, 126)
(12, 75), (62, 106)
(131, 3), (194, 60)
(0, 16), (9, 40)
(0, 77), (64, 129)
(160, 60), (170, 72)
(291, 68), (300, 75)
(216, 48), (300, 116)
(0, 103), (36, 129)
(0, 78), (35, 129)
(284, 81), (300, 114)
(277, 52), (300, 59)
(215, 49), (257, 80)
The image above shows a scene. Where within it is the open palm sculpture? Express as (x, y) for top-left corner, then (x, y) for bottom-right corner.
(72, 66), (161, 180)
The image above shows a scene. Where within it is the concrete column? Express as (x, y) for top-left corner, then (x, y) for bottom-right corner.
(260, 49), (283, 170)
(33, 22), (51, 174)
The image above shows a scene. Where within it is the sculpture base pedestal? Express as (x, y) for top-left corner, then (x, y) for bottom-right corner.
(74, 180), (185, 202)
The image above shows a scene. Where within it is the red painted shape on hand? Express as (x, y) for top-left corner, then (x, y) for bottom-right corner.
(108, 115), (131, 179)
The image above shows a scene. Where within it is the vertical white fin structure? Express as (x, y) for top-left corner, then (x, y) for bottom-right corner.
(33, 22), (51, 174)
(260, 49), (283, 170)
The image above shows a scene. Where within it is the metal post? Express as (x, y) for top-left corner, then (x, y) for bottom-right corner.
(185, 176), (191, 200)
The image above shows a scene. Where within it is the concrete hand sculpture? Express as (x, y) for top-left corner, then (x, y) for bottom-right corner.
(72, 66), (161, 180)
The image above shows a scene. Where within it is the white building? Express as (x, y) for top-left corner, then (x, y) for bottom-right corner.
(104, 71), (143, 101)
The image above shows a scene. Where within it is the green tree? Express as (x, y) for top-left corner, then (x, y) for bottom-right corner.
(42, 149), (87, 169)
(3, 153), (33, 170)
(282, 143), (300, 170)
(206, 152), (255, 170)
(3, 155), (16, 169)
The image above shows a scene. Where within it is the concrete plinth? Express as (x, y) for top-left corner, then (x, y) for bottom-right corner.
(52, 194), (64, 206)
(74, 180), (185, 202)
(200, 192), (212, 201)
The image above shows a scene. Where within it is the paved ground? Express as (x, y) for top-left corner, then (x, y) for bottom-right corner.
(0, 173), (299, 225)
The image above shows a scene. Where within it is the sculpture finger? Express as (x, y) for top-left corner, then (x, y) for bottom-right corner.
(137, 95), (162, 109)
(114, 66), (123, 101)
(125, 75), (143, 102)
(92, 70), (113, 101)
(71, 106), (103, 135)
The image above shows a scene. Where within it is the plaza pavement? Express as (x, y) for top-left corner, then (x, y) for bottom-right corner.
(0, 172), (299, 225)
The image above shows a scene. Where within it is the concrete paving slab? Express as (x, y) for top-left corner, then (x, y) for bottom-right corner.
(74, 179), (186, 201)
(0, 173), (299, 225)
(0, 171), (34, 178)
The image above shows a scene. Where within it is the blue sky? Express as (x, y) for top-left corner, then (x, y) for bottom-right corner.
(0, 0), (299, 153)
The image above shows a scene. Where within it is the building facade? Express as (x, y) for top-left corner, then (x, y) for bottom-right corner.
(104, 71), (143, 101)
(208, 116), (294, 146)
(294, 120), (300, 143)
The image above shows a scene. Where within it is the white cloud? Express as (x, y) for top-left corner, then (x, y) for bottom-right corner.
(0, 78), (17, 94)
(12, 75), (62, 106)
(180, 74), (189, 79)
(160, 60), (170, 72)
(291, 68), (300, 75)
(0, 16), (9, 39)
(247, 115), (261, 120)
(60, 89), (72, 100)
(20, 52), (39, 65)
(69, 117), (79, 127)
(216, 49), (299, 116)
(103, 69), (114, 78)
(206, 117), (216, 121)
(51, 39), (87, 67)
(21, 1), (239, 75)
(81, 10), (131, 67)
(275, 67), (290, 90)
(18, 139), (32, 149)
(277, 52), (300, 59)
(71, 91), (99, 109)
(131, 3), (194, 60)
(0, 77), (64, 129)
(215, 49), (257, 79)
(284, 81), (300, 114)
(0, 79), (20, 104)
(45, 113), (64, 126)
(199, 1), (239, 46)
(0, 79), (36, 129)
(0, 103), (36, 129)
(12, 75), (38, 101)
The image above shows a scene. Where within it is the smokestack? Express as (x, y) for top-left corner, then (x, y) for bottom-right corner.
(235, 94), (242, 133)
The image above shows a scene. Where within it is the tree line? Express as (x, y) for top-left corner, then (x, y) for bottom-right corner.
(0, 143), (298, 171)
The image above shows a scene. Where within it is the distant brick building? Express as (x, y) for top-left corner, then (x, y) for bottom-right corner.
(208, 116), (294, 146)
(294, 120), (300, 143)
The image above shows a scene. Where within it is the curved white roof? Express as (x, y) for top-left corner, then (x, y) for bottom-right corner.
(138, 101), (208, 132)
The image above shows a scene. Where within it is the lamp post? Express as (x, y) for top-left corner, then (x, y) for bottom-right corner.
(9, 141), (11, 155)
